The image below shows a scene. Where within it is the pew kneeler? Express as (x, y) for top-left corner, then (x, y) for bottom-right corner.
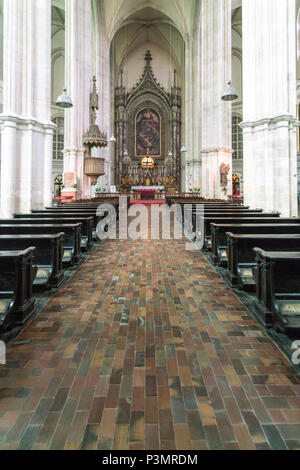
(0, 234), (65, 291)
(254, 249), (300, 334)
(226, 233), (300, 292)
(0, 248), (37, 331)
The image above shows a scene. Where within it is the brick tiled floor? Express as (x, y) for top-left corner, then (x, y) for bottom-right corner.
(1, 230), (300, 450)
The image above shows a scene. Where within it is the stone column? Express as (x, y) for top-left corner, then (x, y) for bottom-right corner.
(241, 0), (298, 217)
(96, 33), (111, 190)
(297, 81), (300, 200)
(183, 34), (202, 193)
(200, 0), (232, 200)
(115, 72), (126, 186)
(0, 0), (54, 217)
(63, 0), (93, 200)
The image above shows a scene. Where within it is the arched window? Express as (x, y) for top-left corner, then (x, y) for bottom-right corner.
(232, 115), (243, 160)
(52, 116), (64, 160)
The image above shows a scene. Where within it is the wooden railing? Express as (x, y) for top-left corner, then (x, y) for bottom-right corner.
(56, 193), (244, 205)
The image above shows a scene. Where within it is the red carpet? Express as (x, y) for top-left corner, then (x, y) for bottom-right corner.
(130, 199), (166, 206)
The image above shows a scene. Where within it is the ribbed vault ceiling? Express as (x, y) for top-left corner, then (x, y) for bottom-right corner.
(99, 0), (197, 39)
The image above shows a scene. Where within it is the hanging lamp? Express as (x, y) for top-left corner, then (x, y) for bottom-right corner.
(165, 151), (174, 166)
(221, 81), (238, 102)
(123, 150), (131, 165)
(56, 88), (73, 108)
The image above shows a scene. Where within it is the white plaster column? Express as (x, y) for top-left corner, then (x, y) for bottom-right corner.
(0, 0), (54, 217)
(63, 0), (93, 200)
(241, 0), (298, 217)
(95, 30), (111, 190)
(183, 30), (202, 193)
(200, 0), (232, 200)
(94, 15), (112, 189)
(297, 80), (300, 201)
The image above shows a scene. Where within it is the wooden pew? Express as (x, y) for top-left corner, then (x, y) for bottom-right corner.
(29, 210), (116, 239)
(194, 216), (295, 249)
(180, 204), (250, 210)
(34, 204), (119, 215)
(0, 248), (37, 330)
(45, 204), (119, 210)
(37, 210), (97, 214)
(186, 206), (256, 211)
(19, 211), (99, 230)
(0, 234), (65, 290)
(184, 211), (278, 239)
(211, 223), (300, 266)
(183, 208), (264, 222)
(0, 224), (82, 266)
(181, 206), (258, 222)
(171, 202), (251, 216)
(226, 233), (300, 292)
(254, 249), (300, 334)
(42, 203), (120, 224)
(2, 216), (93, 250)
(196, 211), (278, 219)
(167, 196), (247, 207)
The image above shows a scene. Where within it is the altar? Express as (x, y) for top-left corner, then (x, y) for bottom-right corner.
(130, 186), (166, 205)
(131, 186), (164, 201)
(113, 51), (181, 190)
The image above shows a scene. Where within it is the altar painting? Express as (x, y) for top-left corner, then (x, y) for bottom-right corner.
(135, 108), (161, 157)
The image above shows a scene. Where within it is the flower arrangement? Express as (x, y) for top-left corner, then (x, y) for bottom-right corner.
(222, 185), (228, 195)
(189, 188), (201, 193)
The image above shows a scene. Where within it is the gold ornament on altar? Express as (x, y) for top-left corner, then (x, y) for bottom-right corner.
(141, 158), (154, 169)
(163, 175), (178, 193)
(119, 174), (132, 194)
(141, 148), (155, 169)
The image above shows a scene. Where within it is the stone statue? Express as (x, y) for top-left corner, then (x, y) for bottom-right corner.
(167, 176), (175, 186)
(119, 174), (132, 194)
(220, 163), (230, 185)
(90, 76), (99, 125)
(121, 174), (131, 186)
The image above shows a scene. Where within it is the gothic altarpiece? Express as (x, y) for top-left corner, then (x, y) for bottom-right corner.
(114, 51), (182, 190)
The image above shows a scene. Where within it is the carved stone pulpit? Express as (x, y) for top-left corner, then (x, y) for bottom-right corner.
(83, 76), (108, 186)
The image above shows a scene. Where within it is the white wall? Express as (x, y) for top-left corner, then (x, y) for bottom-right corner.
(51, 4), (65, 193)
(114, 22), (183, 91)
(231, 9), (243, 191)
